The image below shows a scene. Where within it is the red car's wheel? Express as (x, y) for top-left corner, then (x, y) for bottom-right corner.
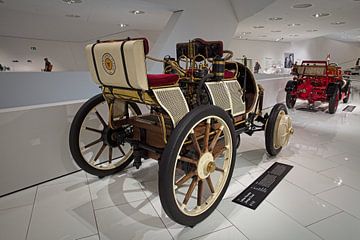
(286, 93), (296, 109)
(328, 88), (339, 114)
(343, 82), (351, 103)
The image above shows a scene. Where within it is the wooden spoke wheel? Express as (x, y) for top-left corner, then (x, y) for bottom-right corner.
(159, 105), (236, 226)
(265, 103), (293, 156)
(69, 94), (141, 177)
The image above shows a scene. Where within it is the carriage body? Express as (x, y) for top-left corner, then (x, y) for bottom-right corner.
(70, 38), (293, 226)
(285, 60), (351, 113)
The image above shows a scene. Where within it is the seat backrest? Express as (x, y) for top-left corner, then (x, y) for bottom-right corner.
(298, 66), (326, 76)
(85, 38), (149, 90)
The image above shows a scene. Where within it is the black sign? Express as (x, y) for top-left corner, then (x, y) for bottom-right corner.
(233, 162), (293, 210)
(343, 105), (356, 112)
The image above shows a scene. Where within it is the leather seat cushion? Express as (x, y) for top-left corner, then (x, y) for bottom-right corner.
(147, 74), (179, 87)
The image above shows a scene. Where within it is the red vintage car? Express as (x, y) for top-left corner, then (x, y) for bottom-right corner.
(285, 60), (351, 114)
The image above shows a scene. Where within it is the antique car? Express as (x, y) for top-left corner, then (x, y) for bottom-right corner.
(344, 58), (360, 76)
(69, 38), (293, 226)
(286, 60), (351, 114)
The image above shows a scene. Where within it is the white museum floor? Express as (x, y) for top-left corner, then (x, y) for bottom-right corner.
(1, 83), (360, 240)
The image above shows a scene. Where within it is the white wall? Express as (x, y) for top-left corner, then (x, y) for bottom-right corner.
(0, 30), (160, 72)
(229, 37), (360, 71)
(228, 39), (291, 70)
(0, 36), (86, 72)
(290, 37), (360, 69)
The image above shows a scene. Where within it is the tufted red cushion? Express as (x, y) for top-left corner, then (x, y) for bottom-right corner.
(147, 74), (179, 87)
(224, 70), (235, 79)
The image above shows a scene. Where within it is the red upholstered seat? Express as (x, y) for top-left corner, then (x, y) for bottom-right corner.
(147, 74), (179, 87)
(224, 70), (235, 79)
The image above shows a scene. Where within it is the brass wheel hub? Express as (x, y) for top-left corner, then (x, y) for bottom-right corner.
(197, 152), (214, 180)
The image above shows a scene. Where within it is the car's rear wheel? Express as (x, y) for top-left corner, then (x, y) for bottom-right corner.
(69, 94), (141, 177)
(328, 88), (339, 114)
(343, 82), (351, 103)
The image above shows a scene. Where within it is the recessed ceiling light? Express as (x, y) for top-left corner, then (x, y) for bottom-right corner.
(241, 32), (252, 35)
(292, 3), (313, 8)
(288, 23), (301, 27)
(253, 26), (265, 29)
(130, 10), (145, 15)
(271, 30), (282, 33)
(65, 14), (80, 18)
(306, 29), (318, 32)
(62, 0), (82, 4)
(269, 17), (283, 21)
(313, 13), (330, 18)
(118, 23), (128, 28)
(331, 21), (346, 25)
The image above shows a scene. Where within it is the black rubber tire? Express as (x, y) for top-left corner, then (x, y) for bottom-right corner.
(235, 135), (241, 149)
(286, 93), (296, 109)
(343, 83), (351, 103)
(328, 88), (339, 114)
(158, 105), (236, 226)
(265, 103), (288, 156)
(69, 94), (141, 177)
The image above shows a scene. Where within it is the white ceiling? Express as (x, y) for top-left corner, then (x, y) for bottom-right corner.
(233, 0), (360, 42)
(0, 0), (173, 42)
(0, 0), (359, 43)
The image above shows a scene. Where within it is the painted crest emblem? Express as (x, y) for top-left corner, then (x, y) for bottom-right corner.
(102, 53), (116, 75)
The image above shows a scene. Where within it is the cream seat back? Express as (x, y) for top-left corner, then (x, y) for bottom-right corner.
(85, 39), (148, 90)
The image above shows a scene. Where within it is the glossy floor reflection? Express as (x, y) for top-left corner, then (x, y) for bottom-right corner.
(1, 87), (360, 240)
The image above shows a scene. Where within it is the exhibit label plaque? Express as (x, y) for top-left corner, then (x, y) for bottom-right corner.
(233, 162), (293, 210)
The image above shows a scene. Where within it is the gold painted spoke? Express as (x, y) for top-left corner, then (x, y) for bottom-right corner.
(203, 121), (211, 153)
(191, 133), (202, 157)
(85, 126), (102, 134)
(84, 138), (103, 149)
(108, 147), (113, 164)
(176, 171), (196, 187)
(183, 177), (198, 205)
(90, 143), (106, 164)
(209, 127), (223, 152)
(206, 176), (215, 193)
(197, 180), (203, 206)
(179, 156), (198, 165)
(94, 109), (107, 127)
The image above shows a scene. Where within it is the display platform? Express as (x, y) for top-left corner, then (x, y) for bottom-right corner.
(1, 86), (360, 240)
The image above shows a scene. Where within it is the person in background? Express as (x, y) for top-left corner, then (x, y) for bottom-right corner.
(43, 58), (53, 72)
(254, 61), (261, 73)
(243, 55), (247, 67)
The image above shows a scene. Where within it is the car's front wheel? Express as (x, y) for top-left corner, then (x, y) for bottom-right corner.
(159, 105), (236, 226)
(265, 103), (293, 156)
